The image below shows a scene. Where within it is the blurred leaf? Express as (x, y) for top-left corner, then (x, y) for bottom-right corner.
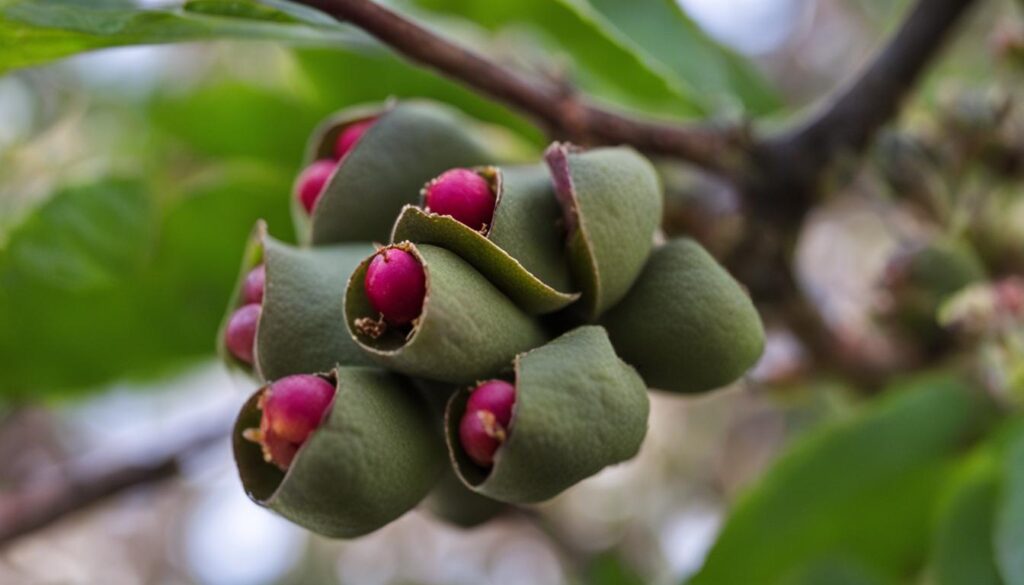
(183, 0), (341, 27)
(930, 449), (1003, 585)
(690, 375), (989, 585)
(150, 81), (324, 167)
(586, 0), (780, 115)
(584, 553), (646, 585)
(411, 0), (705, 118)
(294, 48), (545, 146)
(0, 166), (292, 399)
(996, 425), (1024, 585)
(780, 558), (895, 585)
(0, 179), (155, 292)
(0, 0), (356, 75)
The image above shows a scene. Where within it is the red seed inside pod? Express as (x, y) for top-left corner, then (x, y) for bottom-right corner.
(225, 303), (261, 364)
(258, 374), (336, 471)
(459, 379), (517, 468)
(423, 168), (496, 231)
(333, 118), (375, 160)
(363, 248), (427, 325)
(243, 264), (266, 304)
(295, 159), (337, 214)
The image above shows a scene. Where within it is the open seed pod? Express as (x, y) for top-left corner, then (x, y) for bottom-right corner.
(423, 467), (509, 528)
(445, 326), (649, 503)
(345, 242), (548, 384)
(545, 143), (663, 320)
(391, 164), (579, 314)
(601, 238), (765, 394)
(217, 221), (375, 380)
(295, 100), (493, 245)
(232, 367), (444, 538)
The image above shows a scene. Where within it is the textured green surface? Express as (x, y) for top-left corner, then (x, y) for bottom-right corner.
(447, 326), (649, 503)
(423, 468), (509, 528)
(256, 233), (375, 380)
(601, 238), (764, 394)
(690, 375), (988, 585)
(390, 165), (578, 314)
(232, 367), (444, 538)
(297, 100), (493, 245)
(345, 244), (548, 384)
(545, 144), (662, 320)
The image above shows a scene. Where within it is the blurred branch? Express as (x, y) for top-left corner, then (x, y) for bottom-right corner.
(0, 423), (228, 548)
(298, 0), (750, 174)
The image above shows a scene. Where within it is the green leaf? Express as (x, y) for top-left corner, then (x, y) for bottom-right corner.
(930, 449), (1003, 585)
(0, 0), (355, 75)
(411, 0), (705, 118)
(996, 425), (1024, 585)
(690, 375), (989, 585)
(586, 0), (780, 115)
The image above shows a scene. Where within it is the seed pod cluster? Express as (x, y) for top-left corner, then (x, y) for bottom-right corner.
(220, 100), (765, 538)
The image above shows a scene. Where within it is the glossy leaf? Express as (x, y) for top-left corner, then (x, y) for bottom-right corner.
(690, 375), (989, 585)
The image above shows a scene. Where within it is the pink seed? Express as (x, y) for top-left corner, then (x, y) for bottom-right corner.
(424, 168), (496, 231)
(466, 380), (516, 428)
(243, 264), (266, 304)
(225, 303), (261, 364)
(364, 248), (426, 325)
(295, 159), (337, 214)
(261, 375), (336, 445)
(459, 379), (517, 468)
(333, 119), (375, 160)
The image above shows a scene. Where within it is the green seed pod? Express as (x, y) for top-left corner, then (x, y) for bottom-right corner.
(446, 326), (649, 503)
(423, 468), (509, 528)
(391, 164), (579, 314)
(600, 239), (765, 394)
(232, 367), (444, 538)
(345, 243), (548, 384)
(217, 221), (375, 380)
(545, 143), (663, 320)
(295, 100), (493, 245)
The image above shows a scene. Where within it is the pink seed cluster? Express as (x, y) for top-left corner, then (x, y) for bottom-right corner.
(364, 248), (427, 325)
(294, 118), (376, 214)
(225, 264), (267, 364)
(424, 168), (496, 231)
(257, 375), (336, 471)
(459, 380), (517, 467)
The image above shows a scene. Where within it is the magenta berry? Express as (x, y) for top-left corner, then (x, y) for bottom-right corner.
(257, 374), (336, 470)
(364, 248), (427, 325)
(459, 379), (517, 468)
(225, 303), (261, 364)
(424, 168), (496, 231)
(333, 119), (375, 160)
(243, 264), (266, 304)
(295, 159), (337, 214)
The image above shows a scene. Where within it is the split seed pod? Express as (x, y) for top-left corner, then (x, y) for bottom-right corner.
(346, 243), (548, 384)
(295, 100), (492, 245)
(545, 143), (663, 320)
(232, 367), (444, 538)
(601, 239), (765, 394)
(392, 164), (579, 314)
(446, 326), (649, 503)
(218, 221), (375, 380)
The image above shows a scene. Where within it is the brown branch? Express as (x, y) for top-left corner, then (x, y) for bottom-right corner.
(749, 0), (981, 219)
(298, 0), (748, 174)
(0, 422), (228, 548)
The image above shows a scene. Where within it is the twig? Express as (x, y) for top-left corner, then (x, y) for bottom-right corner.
(297, 0), (749, 174)
(0, 423), (229, 548)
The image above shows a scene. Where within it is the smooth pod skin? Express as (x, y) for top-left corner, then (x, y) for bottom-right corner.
(423, 168), (496, 231)
(364, 248), (427, 325)
(233, 367), (445, 538)
(446, 326), (649, 504)
(600, 239), (765, 394)
(255, 374), (336, 470)
(295, 159), (337, 214)
(243, 264), (266, 304)
(346, 243), (548, 384)
(334, 118), (374, 159)
(225, 303), (261, 364)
